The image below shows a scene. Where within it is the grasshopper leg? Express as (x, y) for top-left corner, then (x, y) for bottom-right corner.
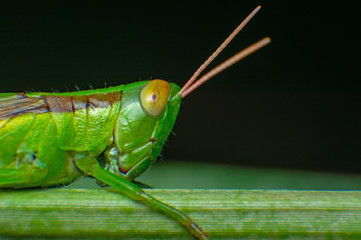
(0, 169), (24, 187)
(0, 167), (48, 188)
(74, 153), (208, 240)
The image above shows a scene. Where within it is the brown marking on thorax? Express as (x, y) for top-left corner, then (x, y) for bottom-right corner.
(43, 91), (122, 113)
(0, 91), (122, 120)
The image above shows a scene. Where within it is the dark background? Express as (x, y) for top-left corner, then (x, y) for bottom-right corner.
(1, 1), (360, 174)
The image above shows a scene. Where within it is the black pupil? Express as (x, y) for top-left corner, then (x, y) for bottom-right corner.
(152, 94), (156, 100)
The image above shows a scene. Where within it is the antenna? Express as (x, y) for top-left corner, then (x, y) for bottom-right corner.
(179, 6), (270, 98)
(181, 37), (270, 98)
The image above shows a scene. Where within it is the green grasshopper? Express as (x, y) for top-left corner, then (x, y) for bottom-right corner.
(0, 6), (269, 240)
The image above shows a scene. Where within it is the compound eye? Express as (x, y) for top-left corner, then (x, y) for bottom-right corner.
(140, 79), (170, 117)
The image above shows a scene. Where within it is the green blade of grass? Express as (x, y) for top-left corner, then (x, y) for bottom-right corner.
(1, 188), (361, 239)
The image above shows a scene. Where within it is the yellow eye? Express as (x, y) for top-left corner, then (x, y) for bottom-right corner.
(140, 79), (170, 117)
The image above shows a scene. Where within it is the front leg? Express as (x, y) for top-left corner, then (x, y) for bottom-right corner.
(74, 152), (208, 240)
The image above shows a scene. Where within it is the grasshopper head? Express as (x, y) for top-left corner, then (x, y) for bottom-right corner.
(102, 16), (270, 179)
(103, 79), (181, 179)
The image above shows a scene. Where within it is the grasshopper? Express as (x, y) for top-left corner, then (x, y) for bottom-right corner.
(0, 6), (269, 239)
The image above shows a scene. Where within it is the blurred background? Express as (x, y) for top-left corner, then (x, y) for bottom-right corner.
(1, 1), (361, 189)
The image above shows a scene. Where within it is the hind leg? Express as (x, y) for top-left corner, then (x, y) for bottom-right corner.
(0, 166), (48, 188)
(0, 147), (50, 188)
(0, 169), (25, 186)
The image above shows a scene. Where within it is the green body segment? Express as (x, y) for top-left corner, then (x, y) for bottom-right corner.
(0, 81), (181, 187)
